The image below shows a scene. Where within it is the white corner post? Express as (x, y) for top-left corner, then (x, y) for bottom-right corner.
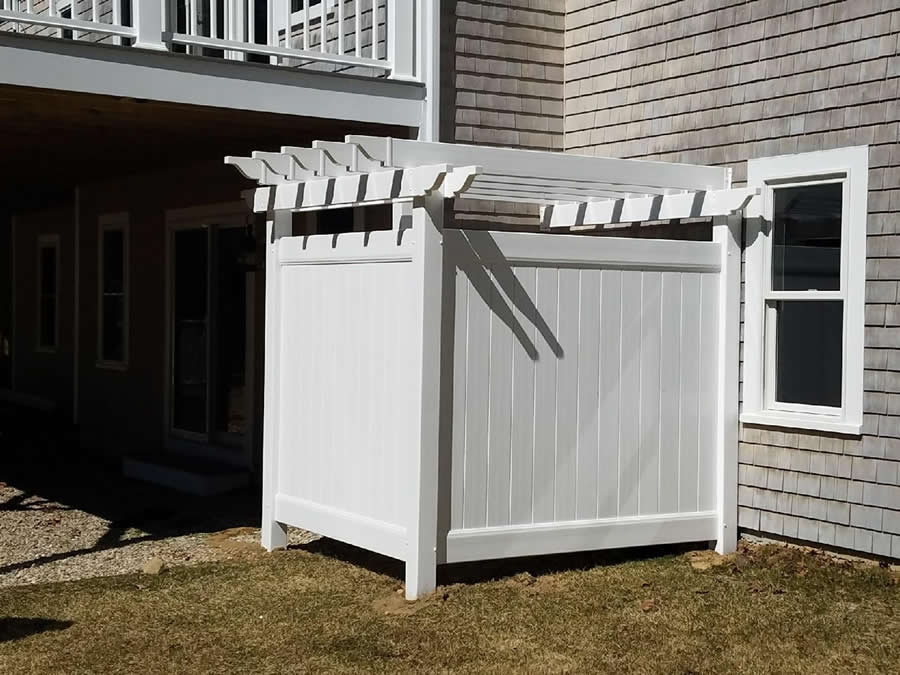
(388, 0), (416, 81)
(713, 212), (741, 554)
(134, 0), (167, 51)
(405, 194), (443, 599)
(262, 209), (292, 551)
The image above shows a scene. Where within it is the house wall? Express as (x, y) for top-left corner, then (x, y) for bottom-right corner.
(442, 0), (565, 228)
(9, 163), (260, 457)
(565, 0), (900, 558)
(75, 163), (258, 457)
(0, 212), (11, 389)
(11, 203), (75, 416)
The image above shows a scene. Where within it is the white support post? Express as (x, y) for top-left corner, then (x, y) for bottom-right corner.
(388, 0), (415, 80)
(713, 212), (741, 555)
(405, 194), (443, 600)
(134, 0), (167, 50)
(262, 209), (292, 551)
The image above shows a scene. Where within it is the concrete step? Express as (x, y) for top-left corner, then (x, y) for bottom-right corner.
(122, 453), (250, 497)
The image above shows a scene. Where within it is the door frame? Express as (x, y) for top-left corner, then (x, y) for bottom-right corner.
(163, 202), (256, 468)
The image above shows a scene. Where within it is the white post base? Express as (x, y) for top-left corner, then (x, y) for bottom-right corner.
(405, 561), (436, 601)
(263, 519), (289, 551)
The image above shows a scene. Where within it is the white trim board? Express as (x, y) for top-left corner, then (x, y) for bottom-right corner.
(274, 494), (408, 562)
(443, 512), (719, 564)
(743, 146), (867, 435)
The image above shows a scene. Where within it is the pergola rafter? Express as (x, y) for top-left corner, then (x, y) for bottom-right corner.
(225, 136), (759, 229)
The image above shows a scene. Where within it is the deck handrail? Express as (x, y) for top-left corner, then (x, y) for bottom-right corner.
(0, 0), (417, 80)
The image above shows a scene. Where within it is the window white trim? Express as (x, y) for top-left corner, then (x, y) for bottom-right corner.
(97, 213), (129, 370)
(36, 234), (60, 353)
(743, 146), (868, 435)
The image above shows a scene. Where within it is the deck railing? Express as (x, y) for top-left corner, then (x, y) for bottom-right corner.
(0, 0), (415, 79)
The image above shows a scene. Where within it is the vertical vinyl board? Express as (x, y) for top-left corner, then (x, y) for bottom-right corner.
(532, 267), (559, 524)
(698, 273), (719, 512)
(509, 267), (537, 525)
(639, 272), (662, 515)
(463, 268), (491, 529)
(576, 269), (601, 521)
(618, 271), (642, 518)
(450, 268), (468, 530)
(487, 267), (513, 527)
(659, 273), (682, 514)
(678, 273), (702, 513)
(555, 268), (580, 522)
(597, 270), (622, 518)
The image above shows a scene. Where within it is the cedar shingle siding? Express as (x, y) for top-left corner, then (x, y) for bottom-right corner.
(452, 0), (900, 558)
(444, 0), (565, 228)
(568, 0), (900, 559)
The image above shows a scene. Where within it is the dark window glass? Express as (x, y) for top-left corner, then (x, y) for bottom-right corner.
(61, 7), (73, 40)
(103, 230), (125, 294)
(102, 296), (124, 362)
(772, 183), (842, 291)
(775, 300), (843, 407)
(101, 230), (126, 362)
(40, 246), (56, 294)
(172, 229), (209, 434)
(317, 208), (354, 235)
(291, 0), (323, 10)
(39, 245), (57, 349)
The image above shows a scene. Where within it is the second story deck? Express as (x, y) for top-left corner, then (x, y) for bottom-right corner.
(0, 0), (432, 133)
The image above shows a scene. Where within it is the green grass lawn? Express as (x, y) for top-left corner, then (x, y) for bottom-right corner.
(1, 542), (898, 674)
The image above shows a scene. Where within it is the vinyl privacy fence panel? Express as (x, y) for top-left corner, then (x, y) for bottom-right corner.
(441, 231), (723, 563)
(263, 208), (739, 599)
(273, 229), (419, 561)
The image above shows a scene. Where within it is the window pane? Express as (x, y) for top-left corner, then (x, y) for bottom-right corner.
(40, 246), (56, 295)
(103, 230), (125, 294)
(772, 183), (842, 291)
(102, 295), (124, 362)
(40, 297), (56, 348)
(775, 300), (842, 407)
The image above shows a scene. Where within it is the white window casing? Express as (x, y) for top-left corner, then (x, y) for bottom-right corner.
(97, 213), (129, 369)
(743, 146), (868, 435)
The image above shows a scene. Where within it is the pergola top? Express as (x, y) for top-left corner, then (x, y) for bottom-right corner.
(226, 136), (758, 229)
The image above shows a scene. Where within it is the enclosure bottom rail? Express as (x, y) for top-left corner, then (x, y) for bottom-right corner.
(444, 512), (719, 564)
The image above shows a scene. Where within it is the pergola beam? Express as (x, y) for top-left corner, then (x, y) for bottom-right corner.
(541, 188), (760, 230)
(249, 164), (482, 212)
(346, 135), (730, 192)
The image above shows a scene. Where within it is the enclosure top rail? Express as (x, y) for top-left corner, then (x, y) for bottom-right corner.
(226, 136), (761, 230)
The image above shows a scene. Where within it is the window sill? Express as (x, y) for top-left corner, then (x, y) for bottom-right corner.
(740, 410), (861, 436)
(95, 360), (128, 372)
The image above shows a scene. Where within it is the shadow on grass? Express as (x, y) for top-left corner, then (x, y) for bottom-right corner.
(0, 617), (73, 643)
(296, 537), (708, 589)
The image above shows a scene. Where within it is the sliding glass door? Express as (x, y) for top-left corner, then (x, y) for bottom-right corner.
(169, 220), (252, 453)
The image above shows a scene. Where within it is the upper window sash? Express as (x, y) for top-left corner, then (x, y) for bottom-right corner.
(760, 177), (849, 298)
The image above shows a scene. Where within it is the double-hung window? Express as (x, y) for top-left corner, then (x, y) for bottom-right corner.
(98, 214), (129, 367)
(742, 146), (868, 434)
(37, 235), (60, 352)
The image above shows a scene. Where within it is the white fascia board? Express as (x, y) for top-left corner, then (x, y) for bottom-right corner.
(543, 188), (760, 229)
(0, 33), (424, 127)
(346, 135), (729, 192)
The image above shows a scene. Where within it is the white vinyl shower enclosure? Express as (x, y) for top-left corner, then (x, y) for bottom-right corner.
(227, 136), (755, 599)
